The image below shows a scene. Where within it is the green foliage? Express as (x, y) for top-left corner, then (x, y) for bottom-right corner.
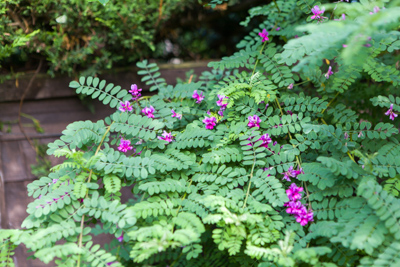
(0, 0), (194, 77)
(3, 1), (400, 266)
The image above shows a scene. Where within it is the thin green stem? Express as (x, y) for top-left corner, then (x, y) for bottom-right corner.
(272, 0), (281, 13)
(243, 150), (256, 209)
(77, 121), (114, 267)
(251, 41), (268, 78)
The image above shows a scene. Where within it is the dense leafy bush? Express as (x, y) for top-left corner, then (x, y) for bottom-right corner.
(2, 0), (400, 266)
(0, 0), (193, 77)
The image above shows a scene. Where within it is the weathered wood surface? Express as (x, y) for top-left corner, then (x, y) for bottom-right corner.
(0, 60), (211, 102)
(0, 62), (212, 266)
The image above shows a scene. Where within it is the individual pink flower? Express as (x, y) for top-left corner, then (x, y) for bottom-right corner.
(287, 83), (293, 89)
(344, 132), (349, 139)
(117, 233), (124, 242)
(284, 200), (303, 215)
(311, 5), (327, 22)
(192, 90), (204, 104)
(119, 101), (133, 112)
(248, 115), (261, 128)
(342, 44), (348, 48)
(276, 27), (281, 31)
(141, 106), (155, 118)
(158, 131), (173, 142)
(171, 109), (182, 120)
(258, 29), (269, 42)
(370, 6), (380, 14)
(118, 138), (133, 152)
(203, 116), (217, 130)
(334, 13), (346, 21)
(324, 66), (333, 79)
(385, 104), (398, 121)
(129, 84), (142, 101)
(282, 166), (297, 182)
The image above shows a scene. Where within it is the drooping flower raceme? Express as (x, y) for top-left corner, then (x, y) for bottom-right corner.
(311, 5), (326, 22)
(203, 116), (217, 130)
(119, 101), (133, 112)
(171, 109), (182, 120)
(118, 138), (133, 152)
(192, 90), (205, 103)
(284, 183), (314, 226)
(385, 104), (398, 121)
(258, 29), (269, 42)
(248, 115), (261, 128)
(324, 66), (333, 79)
(141, 106), (155, 118)
(158, 131), (173, 142)
(129, 84), (142, 101)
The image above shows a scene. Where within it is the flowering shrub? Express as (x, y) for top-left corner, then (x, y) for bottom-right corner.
(1, 0), (400, 266)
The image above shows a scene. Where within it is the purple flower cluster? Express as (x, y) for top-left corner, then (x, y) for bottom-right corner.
(192, 90), (205, 103)
(118, 138), (134, 152)
(282, 166), (303, 182)
(119, 101), (133, 112)
(158, 131), (173, 142)
(171, 109), (182, 120)
(325, 66), (333, 79)
(385, 104), (398, 121)
(129, 84), (142, 101)
(142, 106), (155, 118)
(248, 115), (261, 128)
(259, 133), (272, 148)
(203, 116), (217, 130)
(284, 183), (314, 226)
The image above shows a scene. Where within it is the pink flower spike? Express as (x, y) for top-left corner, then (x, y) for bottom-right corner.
(171, 109), (182, 120)
(129, 84), (142, 101)
(203, 116), (217, 130)
(141, 106), (155, 118)
(118, 138), (133, 152)
(324, 66), (333, 79)
(248, 115), (261, 128)
(192, 90), (205, 103)
(258, 29), (269, 42)
(158, 131), (173, 143)
(119, 101), (133, 112)
(385, 104), (398, 121)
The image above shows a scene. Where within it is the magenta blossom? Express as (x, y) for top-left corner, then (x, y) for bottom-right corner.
(286, 183), (304, 201)
(119, 101), (133, 112)
(218, 110), (224, 117)
(259, 133), (272, 148)
(385, 104), (398, 121)
(334, 13), (346, 21)
(296, 207), (314, 226)
(192, 90), (205, 103)
(284, 200), (304, 215)
(158, 131), (173, 142)
(171, 109), (182, 120)
(217, 94), (229, 110)
(142, 106), (155, 118)
(118, 138), (134, 152)
(258, 29), (269, 42)
(117, 233), (124, 242)
(203, 116), (217, 130)
(287, 83), (293, 89)
(324, 66), (333, 79)
(311, 5), (326, 22)
(129, 84), (142, 101)
(248, 115), (261, 128)
(276, 27), (281, 31)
